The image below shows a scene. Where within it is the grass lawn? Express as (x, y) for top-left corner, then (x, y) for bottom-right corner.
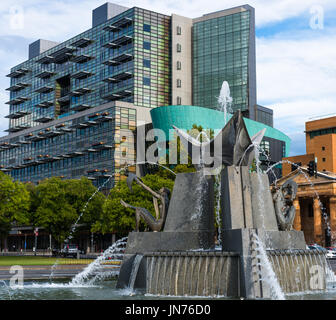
(0, 256), (93, 266)
(0, 256), (121, 266)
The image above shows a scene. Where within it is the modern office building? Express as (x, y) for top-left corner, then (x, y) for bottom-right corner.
(192, 6), (256, 117)
(1, 2), (279, 187)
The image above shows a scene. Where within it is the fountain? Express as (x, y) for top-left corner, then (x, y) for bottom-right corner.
(116, 106), (329, 299)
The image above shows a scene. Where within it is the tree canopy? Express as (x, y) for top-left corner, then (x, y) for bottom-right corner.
(30, 177), (105, 244)
(0, 172), (30, 235)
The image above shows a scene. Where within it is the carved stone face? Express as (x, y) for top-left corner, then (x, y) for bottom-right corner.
(282, 180), (297, 202)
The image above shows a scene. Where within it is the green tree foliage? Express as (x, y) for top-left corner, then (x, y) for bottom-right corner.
(160, 123), (214, 177)
(92, 174), (174, 236)
(0, 172), (30, 235)
(32, 177), (105, 245)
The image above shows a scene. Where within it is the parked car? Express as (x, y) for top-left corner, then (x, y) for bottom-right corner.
(326, 247), (336, 259)
(307, 243), (335, 259)
(308, 244), (327, 252)
(52, 244), (81, 258)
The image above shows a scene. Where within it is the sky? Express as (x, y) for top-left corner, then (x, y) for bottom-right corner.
(0, 0), (335, 156)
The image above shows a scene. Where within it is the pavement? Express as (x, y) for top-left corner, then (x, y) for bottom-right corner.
(0, 265), (120, 281)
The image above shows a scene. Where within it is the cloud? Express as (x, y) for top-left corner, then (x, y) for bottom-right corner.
(0, 0), (335, 150)
(257, 30), (336, 103)
(0, 0), (335, 41)
(256, 26), (336, 156)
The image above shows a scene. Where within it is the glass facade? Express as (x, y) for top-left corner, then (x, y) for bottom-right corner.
(133, 8), (171, 108)
(255, 105), (273, 127)
(193, 10), (251, 113)
(6, 7), (171, 133)
(2, 6), (171, 188)
(0, 104), (137, 189)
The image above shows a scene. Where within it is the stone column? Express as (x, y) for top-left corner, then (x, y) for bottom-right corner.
(329, 196), (336, 246)
(293, 199), (301, 231)
(313, 198), (323, 245)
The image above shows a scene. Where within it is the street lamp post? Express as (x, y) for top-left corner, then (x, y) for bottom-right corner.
(34, 228), (38, 256)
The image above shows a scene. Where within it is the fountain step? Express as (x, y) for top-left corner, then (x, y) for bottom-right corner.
(146, 254), (239, 297)
(267, 249), (327, 294)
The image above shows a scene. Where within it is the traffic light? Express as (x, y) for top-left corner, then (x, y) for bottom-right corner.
(307, 160), (316, 177)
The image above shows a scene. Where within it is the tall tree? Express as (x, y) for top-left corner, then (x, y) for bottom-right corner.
(33, 177), (105, 245)
(0, 172), (30, 236)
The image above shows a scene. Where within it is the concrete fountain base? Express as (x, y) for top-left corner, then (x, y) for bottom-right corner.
(117, 228), (328, 299)
(125, 231), (215, 254)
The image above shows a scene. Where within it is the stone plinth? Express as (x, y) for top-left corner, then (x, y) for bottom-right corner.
(220, 167), (278, 234)
(164, 170), (215, 233)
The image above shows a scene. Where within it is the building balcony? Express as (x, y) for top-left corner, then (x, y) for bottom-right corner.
(71, 54), (95, 64)
(34, 116), (54, 123)
(84, 120), (99, 127)
(71, 37), (94, 48)
(52, 46), (76, 64)
(35, 70), (56, 79)
(66, 151), (85, 158)
(110, 16), (133, 28)
(87, 169), (112, 179)
(71, 70), (94, 79)
(0, 142), (19, 150)
(40, 129), (64, 138)
(103, 35), (133, 49)
(103, 41), (120, 49)
(102, 59), (121, 67)
(112, 35), (133, 46)
(102, 53), (133, 67)
(21, 160), (42, 167)
(5, 111), (31, 119)
(92, 141), (113, 150)
(103, 71), (133, 84)
(6, 82), (30, 92)
(6, 68), (30, 78)
(5, 97), (30, 105)
(101, 88), (132, 101)
(71, 87), (92, 96)
(24, 132), (34, 139)
(72, 104), (92, 112)
(4, 125), (31, 133)
(36, 55), (54, 64)
(58, 127), (73, 133)
(95, 113), (114, 122)
(87, 148), (100, 153)
(35, 101), (53, 108)
(57, 95), (71, 104)
(38, 155), (61, 163)
(103, 25), (120, 32)
(30, 134), (45, 142)
(55, 124), (73, 133)
(34, 85), (54, 94)
(70, 122), (90, 129)
(17, 140), (31, 145)
(113, 53), (133, 63)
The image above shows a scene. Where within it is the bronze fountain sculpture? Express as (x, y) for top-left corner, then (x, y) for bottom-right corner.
(117, 110), (327, 299)
(120, 173), (170, 232)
